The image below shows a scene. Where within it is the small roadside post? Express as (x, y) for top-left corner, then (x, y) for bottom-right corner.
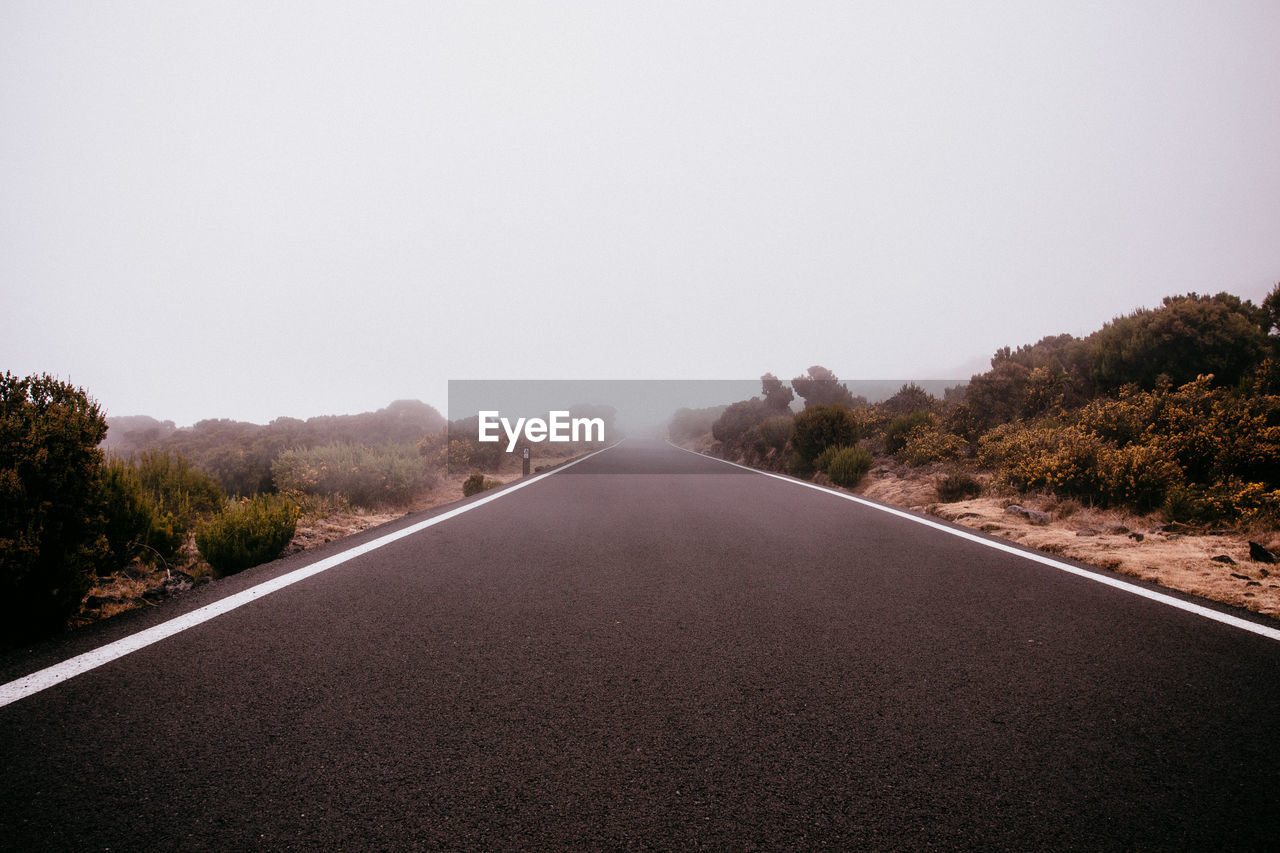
(522, 445), (530, 477)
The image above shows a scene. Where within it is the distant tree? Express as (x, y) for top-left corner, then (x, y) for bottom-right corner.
(760, 373), (795, 412)
(791, 366), (858, 408)
(668, 406), (726, 443)
(1, 373), (108, 643)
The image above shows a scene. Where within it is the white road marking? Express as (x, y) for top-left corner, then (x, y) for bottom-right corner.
(0, 442), (622, 709)
(671, 442), (1280, 643)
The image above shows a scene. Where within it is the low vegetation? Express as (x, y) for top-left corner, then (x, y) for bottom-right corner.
(104, 399), (446, 496)
(823, 445), (873, 488)
(272, 442), (435, 508)
(462, 473), (504, 497)
(683, 286), (1280, 533)
(195, 495), (300, 575)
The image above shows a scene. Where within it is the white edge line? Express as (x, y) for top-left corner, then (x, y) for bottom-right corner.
(670, 441), (1280, 643)
(0, 440), (625, 709)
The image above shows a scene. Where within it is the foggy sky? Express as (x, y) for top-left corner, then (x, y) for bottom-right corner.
(3, 1), (1279, 426)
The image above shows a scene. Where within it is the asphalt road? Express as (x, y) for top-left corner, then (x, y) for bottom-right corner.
(2, 440), (1279, 851)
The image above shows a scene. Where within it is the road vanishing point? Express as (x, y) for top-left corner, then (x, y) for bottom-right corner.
(2, 440), (1278, 850)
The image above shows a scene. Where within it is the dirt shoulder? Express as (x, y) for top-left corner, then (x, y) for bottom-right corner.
(859, 463), (1280, 621)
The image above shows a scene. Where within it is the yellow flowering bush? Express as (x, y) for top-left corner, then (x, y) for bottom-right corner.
(978, 422), (1180, 510)
(898, 427), (968, 467)
(976, 375), (1280, 519)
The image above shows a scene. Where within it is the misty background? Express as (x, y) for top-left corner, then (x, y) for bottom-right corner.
(3, 1), (1278, 427)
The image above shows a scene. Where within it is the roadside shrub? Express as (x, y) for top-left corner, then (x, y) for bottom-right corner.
(880, 383), (937, 417)
(791, 404), (860, 464)
(825, 445), (873, 488)
(100, 457), (158, 572)
(195, 495), (299, 575)
(899, 428), (967, 467)
(813, 444), (842, 474)
(978, 421), (1181, 510)
(756, 415), (793, 454)
(884, 411), (933, 455)
(272, 443), (432, 508)
(1, 372), (107, 643)
(462, 473), (503, 497)
(1162, 480), (1280, 525)
(937, 471), (982, 502)
(1161, 487), (1213, 524)
(100, 452), (217, 568)
(712, 398), (768, 443)
(787, 451), (815, 480)
(145, 511), (186, 564)
(135, 450), (223, 527)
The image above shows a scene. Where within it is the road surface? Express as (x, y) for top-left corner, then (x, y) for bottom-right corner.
(2, 440), (1278, 850)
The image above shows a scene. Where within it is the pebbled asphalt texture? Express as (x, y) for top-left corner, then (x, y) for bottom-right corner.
(2, 440), (1279, 851)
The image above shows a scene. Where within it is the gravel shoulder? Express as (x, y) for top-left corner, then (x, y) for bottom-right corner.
(857, 464), (1280, 621)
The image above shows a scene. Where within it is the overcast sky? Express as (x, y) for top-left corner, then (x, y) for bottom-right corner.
(3, 1), (1279, 426)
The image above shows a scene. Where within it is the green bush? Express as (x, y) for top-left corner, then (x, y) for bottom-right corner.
(272, 442), (433, 508)
(195, 495), (299, 575)
(756, 415), (794, 454)
(937, 471), (982, 502)
(1, 373), (108, 643)
(100, 457), (158, 572)
(813, 444), (842, 474)
(884, 411), (934, 455)
(462, 473), (503, 497)
(1162, 480), (1280, 525)
(881, 382), (937, 417)
(787, 451), (815, 479)
(99, 451), (220, 569)
(1089, 292), (1268, 392)
(712, 398), (768, 443)
(135, 450), (223, 527)
(825, 445), (873, 488)
(791, 404), (860, 464)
